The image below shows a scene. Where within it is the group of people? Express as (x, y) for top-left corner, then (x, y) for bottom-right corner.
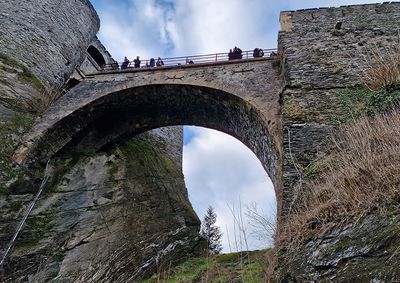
(228, 47), (266, 60)
(120, 56), (164, 70)
(115, 47), (275, 71)
(228, 46), (243, 60)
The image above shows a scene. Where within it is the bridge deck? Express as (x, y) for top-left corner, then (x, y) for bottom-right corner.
(93, 48), (278, 76)
(88, 56), (278, 77)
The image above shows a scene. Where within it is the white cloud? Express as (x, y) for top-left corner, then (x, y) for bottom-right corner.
(94, 0), (388, 61)
(183, 127), (276, 252)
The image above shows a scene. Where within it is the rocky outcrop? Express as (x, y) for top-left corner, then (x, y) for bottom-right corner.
(0, 54), (39, 196)
(1, 129), (202, 282)
(0, 51), (202, 281)
(281, 209), (400, 282)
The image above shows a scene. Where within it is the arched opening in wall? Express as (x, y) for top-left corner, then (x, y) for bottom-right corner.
(26, 84), (281, 190)
(16, 83), (281, 274)
(87, 45), (106, 68)
(183, 126), (276, 251)
(43, 83), (279, 246)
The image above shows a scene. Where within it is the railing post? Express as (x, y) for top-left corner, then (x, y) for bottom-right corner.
(216, 54), (217, 62)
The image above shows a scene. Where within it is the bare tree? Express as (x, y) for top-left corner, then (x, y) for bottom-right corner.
(245, 202), (276, 246)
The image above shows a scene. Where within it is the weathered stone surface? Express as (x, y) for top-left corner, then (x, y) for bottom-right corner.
(0, 1), (199, 281)
(281, 209), (400, 282)
(279, 2), (400, 214)
(2, 2), (400, 281)
(0, 55), (46, 114)
(147, 127), (184, 171)
(0, 55), (38, 192)
(1, 132), (202, 282)
(0, 0), (99, 90)
(279, 2), (400, 89)
(277, 3), (400, 281)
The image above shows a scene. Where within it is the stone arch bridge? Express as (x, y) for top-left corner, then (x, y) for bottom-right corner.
(14, 58), (285, 213)
(13, 2), (400, 220)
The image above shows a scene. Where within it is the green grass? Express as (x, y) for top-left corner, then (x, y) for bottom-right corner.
(142, 250), (268, 283)
(142, 257), (211, 283)
(340, 85), (400, 122)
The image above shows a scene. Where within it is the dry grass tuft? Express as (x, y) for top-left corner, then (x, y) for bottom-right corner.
(277, 108), (400, 258)
(360, 44), (400, 90)
(26, 87), (63, 113)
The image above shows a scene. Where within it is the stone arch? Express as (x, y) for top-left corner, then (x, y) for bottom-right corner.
(17, 83), (282, 196)
(87, 45), (106, 68)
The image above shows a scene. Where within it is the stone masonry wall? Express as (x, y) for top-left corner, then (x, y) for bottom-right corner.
(0, 0), (99, 90)
(278, 2), (400, 215)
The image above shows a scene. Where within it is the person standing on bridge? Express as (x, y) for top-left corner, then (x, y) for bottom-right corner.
(233, 46), (242, 59)
(134, 56), (141, 68)
(149, 58), (155, 67)
(228, 49), (234, 60)
(156, 57), (164, 67)
(253, 48), (264, 58)
(121, 56), (129, 70)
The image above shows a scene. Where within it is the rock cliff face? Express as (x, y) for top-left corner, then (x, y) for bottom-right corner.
(280, 208), (400, 282)
(0, 1), (202, 281)
(0, 49), (201, 283)
(1, 129), (202, 282)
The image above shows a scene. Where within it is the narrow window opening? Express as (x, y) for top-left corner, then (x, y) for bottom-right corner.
(87, 45), (106, 68)
(334, 21), (342, 30)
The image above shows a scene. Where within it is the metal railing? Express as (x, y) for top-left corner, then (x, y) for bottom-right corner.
(102, 48), (278, 72)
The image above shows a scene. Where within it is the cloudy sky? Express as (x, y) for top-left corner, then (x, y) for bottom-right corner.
(90, 0), (385, 252)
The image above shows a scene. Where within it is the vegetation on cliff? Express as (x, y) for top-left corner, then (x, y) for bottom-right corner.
(0, 53), (50, 113)
(275, 46), (400, 281)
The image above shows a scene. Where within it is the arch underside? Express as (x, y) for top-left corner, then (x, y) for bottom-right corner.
(24, 84), (280, 188)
